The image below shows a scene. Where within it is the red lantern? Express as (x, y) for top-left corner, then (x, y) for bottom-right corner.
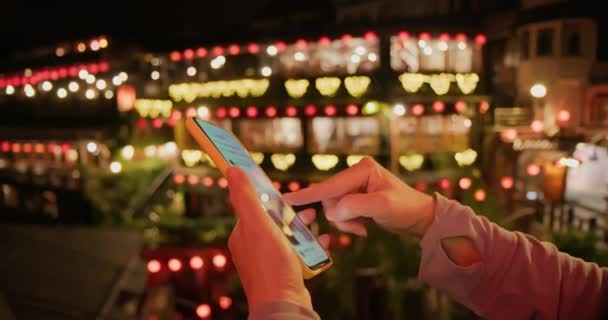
(117, 85), (136, 112)
(324, 104), (337, 116)
(202, 177), (214, 187)
(183, 48), (195, 60)
(397, 31), (410, 41)
(438, 178), (451, 190)
(474, 189), (486, 202)
(288, 181), (301, 192)
(454, 100), (467, 113)
(173, 173), (185, 184)
(474, 34), (487, 47)
(286, 106), (298, 117)
(152, 118), (163, 128)
(247, 43), (260, 54)
(168, 258), (182, 272)
(305, 105), (317, 116)
(188, 175), (200, 185)
(212, 46), (225, 56)
(531, 120), (544, 133)
(275, 41), (287, 52)
(557, 110), (571, 124)
(212, 253), (227, 269)
(229, 107), (240, 118)
(455, 33), (467, 42)
(339, 234), (352, 247)
(185, 107), (197, 118)
(318, 36), (331, 46)
(479, 101), (490, 114)
(295, 39), (307, 49)
(419, 32), (431, 41)
(169, 51), (182, 62)
(246, 106), (258, 118)
(218, 177), (228, 188)
(190, 256), (204, 270)
(458, 177), (472, 190)
(500, 176), (514, 189)
(364, 31), (377, 41)
(219, 296), (232, 310)
(272, 181), (282, 190)
(147, 260), (162, 273)
(346, 104), (359, 116)
(196, 47), (208, 58)
(265, 106), (278, 118)
(341, 34), (352, 44)
(227, 44), (240, 55)
(412, 104), (425, 116)
(500, 129), (518, 143)
(439, 33), (451, 42)
(527, 164), (541, 176)
(432, 101), (445, 113)
(215, 107), (227, 119)
(196, 304), (211, 319)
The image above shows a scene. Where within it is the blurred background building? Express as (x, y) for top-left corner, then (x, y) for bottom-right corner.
(0, 0), (606, 319)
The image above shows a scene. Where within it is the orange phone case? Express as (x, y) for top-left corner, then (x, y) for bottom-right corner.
(185, 117), (332, 279)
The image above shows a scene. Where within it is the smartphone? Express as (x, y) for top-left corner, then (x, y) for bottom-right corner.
(185, 117), (332, 278)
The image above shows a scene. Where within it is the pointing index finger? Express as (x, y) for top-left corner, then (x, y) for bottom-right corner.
(283, 157), (375, 205)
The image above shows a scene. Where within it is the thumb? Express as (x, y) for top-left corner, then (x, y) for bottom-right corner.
(226, 166), (265, 224)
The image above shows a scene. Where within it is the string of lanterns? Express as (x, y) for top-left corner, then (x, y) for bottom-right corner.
(0, 61), (112, 89)
(285, 76), (371, 98)
(398, 72), (480, 95)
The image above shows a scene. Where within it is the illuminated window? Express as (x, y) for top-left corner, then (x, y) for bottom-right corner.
(238, 119), (303, 152)
(537, 28), (554, 56)
(309, 117), (380, 155)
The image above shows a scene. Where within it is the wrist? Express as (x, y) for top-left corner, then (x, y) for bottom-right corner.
(410, 193), (436, 239)
(249, 287), (312, 311)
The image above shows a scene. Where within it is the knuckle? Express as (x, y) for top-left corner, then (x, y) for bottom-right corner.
(357, 156), (377, 170)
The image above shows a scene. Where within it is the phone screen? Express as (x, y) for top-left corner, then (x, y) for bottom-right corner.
(194, 119), (330, 269)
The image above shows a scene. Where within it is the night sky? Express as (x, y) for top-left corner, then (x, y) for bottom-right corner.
(0, 1), (335, 56)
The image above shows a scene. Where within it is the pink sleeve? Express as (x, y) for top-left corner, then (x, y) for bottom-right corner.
(249, 301), (320, 320)
(419, 194), (608, 319)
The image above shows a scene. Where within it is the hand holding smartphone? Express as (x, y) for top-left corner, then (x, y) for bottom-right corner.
(185, 117), (332, 278)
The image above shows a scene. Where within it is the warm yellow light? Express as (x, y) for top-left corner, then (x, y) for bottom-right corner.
(66, 149), (79, 162)
(344, 76), (371, 98)
(42, 81), (53, 91)
(99, 37), (109, 48)
(118, 72), (128, 82)
(271, 153), (296, 171)
(266, 45), (278, 56)
(197, 106), (210, 118)
(134, 99), (173, 118)
(346, 155), (365, 167)
(57, 88), (67, 98)
(79, 70), (89, 79)
(399, 154), (424, 171)
(86, 74), (96, 84)
(210, 56), (226, 69)
(68, 81), (79, 92)
(187, 66), (197, 77)
(455, 149), (477, 167)
(393, 103), (406, 116)
(144, 145), (157, 158)
(5, 85), (15, 95)
(261, 66), (272, 77)
(398, 73), (427, 93)
(181, 149), (203, 167)
(109, 161), (122, 174)
(95, 79), (107, 90)
(168, 79), (269, 102)
(362, 101), (380, 115)
(428, 73), (453, 95)
(559, 157), (579, 168)
(250, 152), (265, 165)
(530, 83), (547, 98)
(24, 85), (36, 97)
(315, 77), (341, 97)
(284, 79), (309, 99)
(121, 145), (134, 160)
(312, 154), (339, 171)
(104, 90), (113, 99)
(151, 71), (160, 80)
(455, 73), (479, 94)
